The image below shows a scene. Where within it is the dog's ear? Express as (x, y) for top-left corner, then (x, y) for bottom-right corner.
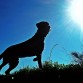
(36, 21), (49, 29)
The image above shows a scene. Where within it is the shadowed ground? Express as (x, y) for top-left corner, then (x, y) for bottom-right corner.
(0, 61), (83, 81)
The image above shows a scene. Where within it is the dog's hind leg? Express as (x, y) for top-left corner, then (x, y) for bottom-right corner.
(5, 58), (19, 75)
(0, 59), (8, 71)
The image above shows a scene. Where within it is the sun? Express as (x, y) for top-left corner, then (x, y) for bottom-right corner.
(67, 0), (83, 42)
(68, 0), (83, 27)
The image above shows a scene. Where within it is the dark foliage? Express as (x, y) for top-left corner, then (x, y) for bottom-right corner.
(71, 51), (83, 65)
(0, 61), (83, 81)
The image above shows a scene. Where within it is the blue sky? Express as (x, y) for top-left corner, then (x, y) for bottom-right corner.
(0, 0), (83, 74)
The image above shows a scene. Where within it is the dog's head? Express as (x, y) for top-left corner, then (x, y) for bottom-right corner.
(36, 21), (51, 37)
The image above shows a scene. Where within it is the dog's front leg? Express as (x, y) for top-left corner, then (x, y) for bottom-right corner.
(33, 57), (38, 61)
(37, 54), (42, 69)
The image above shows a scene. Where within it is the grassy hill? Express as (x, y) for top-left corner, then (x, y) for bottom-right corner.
(0, 61), (83, 81)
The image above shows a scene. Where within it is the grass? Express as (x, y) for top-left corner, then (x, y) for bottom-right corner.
(0, 61), (83, 81)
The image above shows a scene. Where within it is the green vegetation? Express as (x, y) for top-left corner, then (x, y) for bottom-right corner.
(0, 60), (83, 81)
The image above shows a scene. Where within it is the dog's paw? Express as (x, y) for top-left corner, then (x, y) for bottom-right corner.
(33, 57), (38, 61)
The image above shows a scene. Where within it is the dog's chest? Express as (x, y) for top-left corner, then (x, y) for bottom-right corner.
(26, 41), (44, 51)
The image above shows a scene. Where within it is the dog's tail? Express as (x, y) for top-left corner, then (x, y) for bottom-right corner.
(0, 54), (3, 60)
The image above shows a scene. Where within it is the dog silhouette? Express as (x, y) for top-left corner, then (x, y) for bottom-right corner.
(0, 21), (51, 75)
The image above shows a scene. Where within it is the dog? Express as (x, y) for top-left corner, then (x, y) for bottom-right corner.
(0, 21), (51, 75)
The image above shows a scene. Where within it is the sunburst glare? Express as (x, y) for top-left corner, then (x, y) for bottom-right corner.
(67, 0), (83, 42)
